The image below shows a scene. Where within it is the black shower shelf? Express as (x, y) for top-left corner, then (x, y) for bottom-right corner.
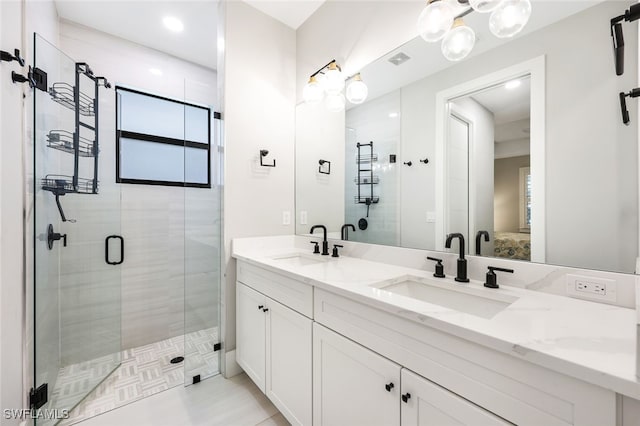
(354, 196), (379, 204)
(41, 175), (97, 195)
(47, 130), (96, 157)
(356, 154), (378, 163)
(354, 176), (379, 185)
(49, 82), (95, 117)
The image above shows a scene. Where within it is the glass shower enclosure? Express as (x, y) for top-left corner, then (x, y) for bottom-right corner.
(32, 33), (222, 424)
(33, 34), (122, 422)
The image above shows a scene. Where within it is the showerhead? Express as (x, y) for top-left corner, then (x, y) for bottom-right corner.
(612, 22), (624, 76)
(620, 92), (630, 125)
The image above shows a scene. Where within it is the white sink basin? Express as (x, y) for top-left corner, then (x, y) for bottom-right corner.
(373, 275), (518, 319)
(270, 253), (331, 267)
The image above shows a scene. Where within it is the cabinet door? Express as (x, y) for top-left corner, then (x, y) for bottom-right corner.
(313, 323), (401, 426)
(266, 298), (312, 426)
(236, 282), (267, 392)
(401, 369), (511, 426)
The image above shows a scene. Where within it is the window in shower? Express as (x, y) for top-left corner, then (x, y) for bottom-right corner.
(115, 86), (211, 187)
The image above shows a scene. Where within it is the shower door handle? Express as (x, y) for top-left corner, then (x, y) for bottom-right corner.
(105, 235), (124, 265)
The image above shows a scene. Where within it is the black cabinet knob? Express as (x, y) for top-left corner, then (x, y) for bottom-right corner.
(401, 393), (411, 403)
(385, 382), (394, 392)
(262, 308), (269, 312)
(258, 305), (264, 310)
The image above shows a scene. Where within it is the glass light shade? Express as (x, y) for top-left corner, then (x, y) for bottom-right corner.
(346, 75), (368, 104)
(324, 63), (344, 94)
(489, 0), (531, 38)
(417, 0), (455, 42)
(441, 20), (476, 61)
(325, 93), (346, 112)
(303, 77), (325, 104)
(469, 0), (504, 13)
(315, 72), (328, 89)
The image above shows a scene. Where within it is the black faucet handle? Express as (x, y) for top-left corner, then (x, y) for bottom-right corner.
(332, 244), (344, 258)
(426, 257), (445, 278)
(484, 266), (514, 289)
(310, 241), (320, 254)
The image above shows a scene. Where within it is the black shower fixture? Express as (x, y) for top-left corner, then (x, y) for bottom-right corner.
(619, 88), (640, 125)
(611, 3), (640, 76)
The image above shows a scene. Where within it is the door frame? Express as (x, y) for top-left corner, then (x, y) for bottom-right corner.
(435, 55), (546, 263)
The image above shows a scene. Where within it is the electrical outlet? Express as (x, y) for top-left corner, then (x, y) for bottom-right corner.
(300, 211), (308, 225)
(282, 211), (291, 226)
(566, 274), (617, 303)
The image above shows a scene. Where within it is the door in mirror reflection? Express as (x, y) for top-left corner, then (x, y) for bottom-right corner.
(444, 75), (531, 261)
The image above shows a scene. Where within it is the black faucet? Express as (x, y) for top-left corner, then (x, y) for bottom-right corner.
(310, 225), (329, 255)
(475, 230), (490, 256)
(341, 224), (356, 241)
(445, 233), (469, 283)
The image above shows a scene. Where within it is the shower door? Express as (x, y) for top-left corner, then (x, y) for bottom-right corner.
(33, 34), (122, 422)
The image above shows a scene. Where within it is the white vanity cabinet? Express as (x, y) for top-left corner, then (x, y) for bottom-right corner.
(401, 368), (510, 426)
(236, 261), (313, 426)
(313, 323), (509, 426)
(313, 323), (401, 426)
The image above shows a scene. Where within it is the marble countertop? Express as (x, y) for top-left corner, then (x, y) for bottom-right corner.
(232, 236), (640, 400)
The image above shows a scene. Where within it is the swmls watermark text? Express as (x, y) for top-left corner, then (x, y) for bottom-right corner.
(3, 408), (70, 420)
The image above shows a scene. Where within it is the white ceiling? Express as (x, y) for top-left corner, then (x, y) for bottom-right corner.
(243, 0), (326, 29)
(54, 0), (218, 70)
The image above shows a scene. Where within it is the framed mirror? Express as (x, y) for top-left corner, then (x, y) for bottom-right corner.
(295, 0), (639, 274)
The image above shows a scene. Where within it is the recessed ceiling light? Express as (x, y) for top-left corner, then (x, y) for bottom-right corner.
(163, 16), (184, 33)
(505, 79), (522, 90)
(388, 112), (399, 118)
(149, 68), (163, 76)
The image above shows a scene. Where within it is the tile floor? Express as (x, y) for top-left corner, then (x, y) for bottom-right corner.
(75, 373), (288, 426)
(45, 328), (218, 426)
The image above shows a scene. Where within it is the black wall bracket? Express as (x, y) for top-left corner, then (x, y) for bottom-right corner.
(29, 383), (48, 410)
(1, 48), (25, 66)
(260, 149), (276, 167)
(619, 87), (640, 125)
(318, 159), (331, 175)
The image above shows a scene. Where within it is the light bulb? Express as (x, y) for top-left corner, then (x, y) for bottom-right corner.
(303, 76), (325, 104)
(489, 0), (531, 38)
(324, 62), (344, 94)
(325, 93), (346, 112)
(315, 72), (328, 89)
(417, 0), (455, 43)
(346, 74), (368, 104)
(469, 0), (504, 13)
(163, 16), (184, 33)
(441, 19), (476, 61)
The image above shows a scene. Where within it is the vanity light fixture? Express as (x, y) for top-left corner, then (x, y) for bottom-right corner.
(149, 68), (163, 76)
(619, 87), (640, 126)
(418, 0), (532, 62)
(303, 60), (369, 111)
(441, 18), (476, 61)
(346, 73), (369, 104)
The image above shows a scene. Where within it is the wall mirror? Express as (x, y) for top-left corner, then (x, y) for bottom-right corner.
(295, 0), (639, 274)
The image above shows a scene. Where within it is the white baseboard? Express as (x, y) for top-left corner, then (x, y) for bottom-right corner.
(224, 350), (243, 378)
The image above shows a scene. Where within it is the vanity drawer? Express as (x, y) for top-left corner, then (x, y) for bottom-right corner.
(237, 260), (313, 318)
(314, 288), (615, 426)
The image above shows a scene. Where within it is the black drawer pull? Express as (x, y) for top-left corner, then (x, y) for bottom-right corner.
(385, 383), (394, 392)
(105, 235), (124, 265)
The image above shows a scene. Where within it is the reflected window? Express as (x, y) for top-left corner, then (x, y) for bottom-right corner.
(116, 87), (211, 188)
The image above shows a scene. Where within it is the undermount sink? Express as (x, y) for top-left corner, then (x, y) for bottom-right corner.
(270, 253), (331, 267)
(373, 275), (518, 319)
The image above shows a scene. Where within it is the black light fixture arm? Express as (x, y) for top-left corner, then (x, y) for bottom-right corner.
(309, 59), (341, 79)
(611, 4), (640, 76)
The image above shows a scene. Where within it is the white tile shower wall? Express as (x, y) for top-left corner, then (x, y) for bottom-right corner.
(345, 90), (401, 246)
(221, 1), (296, 352)
(58, 21), (219, 361)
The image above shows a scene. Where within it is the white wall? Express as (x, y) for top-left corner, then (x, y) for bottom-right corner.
(221, 1), (296, 353)
(295, 101), (345, 235)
